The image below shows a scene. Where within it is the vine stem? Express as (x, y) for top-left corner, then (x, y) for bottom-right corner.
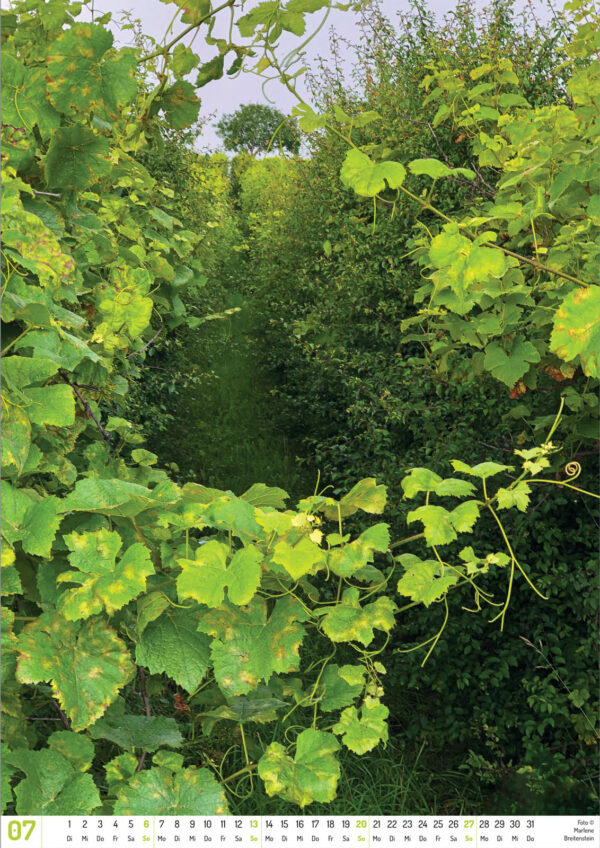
(138, 0), (235, 64)
(53, 701), (71, 730)
(135, 666), (152, 773)
(60, 372), (112, 443)
(221, 763), (258, 785)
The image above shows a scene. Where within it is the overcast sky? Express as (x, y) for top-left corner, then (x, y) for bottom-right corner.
(5, 0), (554, 148)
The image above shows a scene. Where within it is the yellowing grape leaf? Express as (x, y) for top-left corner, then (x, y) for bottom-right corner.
(495, 481), (531, 512)
(396, 554), (459, 606)
(332, 697), (389, 754)
(57, 531), (153, 619)
(198, 597), (309, 697)
(328, 523), (389, 577)
(16, 613), (134, 731)
(113, 764), (228, 815)
(316, 664), (365, 712)
(340, 149), (406, 197)
(550, 286), (600, 377)
(177, 541), (263, 606)
(318, 588), (397, 646)
(271, 536), (325, 580)
(258, 728), (340, 807)
(46, 25), (136, 118)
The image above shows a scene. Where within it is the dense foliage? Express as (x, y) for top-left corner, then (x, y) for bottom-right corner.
(1, 0), (598, 819)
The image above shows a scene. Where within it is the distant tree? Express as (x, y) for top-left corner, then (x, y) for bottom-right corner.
(216, 103), (301, 156)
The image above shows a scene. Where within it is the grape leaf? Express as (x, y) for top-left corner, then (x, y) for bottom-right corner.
(340, 149), (406, 197)
(258, 728), (340, 807)
(16, 613), (134, 731)
(6, 743), (100, 815)
(1, 53), (60, 138)
(496, 481), (531, 512)
(332, 697), (389, 754)
(48, 731), (95, 771)
(114, 764), (228, 815)
(25, 384), (75, 427)
(550, 286), (600, 377)
(328, 523), (389, 577)
(318, 588), (397, 646)
(135, 605), (211, 694)
(271, 535), (325, 580)
(57, 532), (154, 619)
(199, 597), (309, 697)
(408, 158), (475, 180)
(450, 460), (512, 478)
(484, 338), (541, 387)
(396, 554), (459, 606)
(44, 126), (111, 191)
(316, 664), (365, 712)
(89, 715), (183, 751)
(46, 24), (136, 118)
(240, 482), (288, 509)
(177, 541), (262, 606)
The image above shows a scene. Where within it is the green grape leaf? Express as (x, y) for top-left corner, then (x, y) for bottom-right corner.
(240, 482), (289, 509)
(401, 467), (442, 497)
(321, 477), (387, 520)
(177, 541), (263, 606)
(408, 158), (475, 180)
(48, 731), (95, 772)
(258, 728), (340, 807)
(25, 384), (75, 427)
(1, 607), (20, 716)
(405, 505), (454, 545)
(237, 1), (278, 36)
(451, 459), (512, 478)
(2, 355), (59, 389)
(271, 536), (325, 580)
(199, 597), (309, 697)
(44, 126), (111, 191)
(16, 613), (134, 731)
(341, 477), (387, 514)
(484, 339), (541, 387)
(60, 477), (172, 517)
(1, 54), (60, 138)
(57, 532), (154, 619)
(318, 588), (397, 646)
(114, 764), (229, 815)
(406, 501), (480, 544)
(135, 605), (211, 694)
(496, 481), (531, 512)
(550, 286), (600, 377)
(196, 54), (225, 87)
(22, 496), (61, 558)
(396, 554), (459, 606)
(332, 697), (389, 754)
(89, 715), (183, 751)
(159, 81), (201, 129)
(6, 746), (100, 815)
(435, 478), (477, 497)
(316, 664), (365, 712)
(136, 591), (170, 636)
